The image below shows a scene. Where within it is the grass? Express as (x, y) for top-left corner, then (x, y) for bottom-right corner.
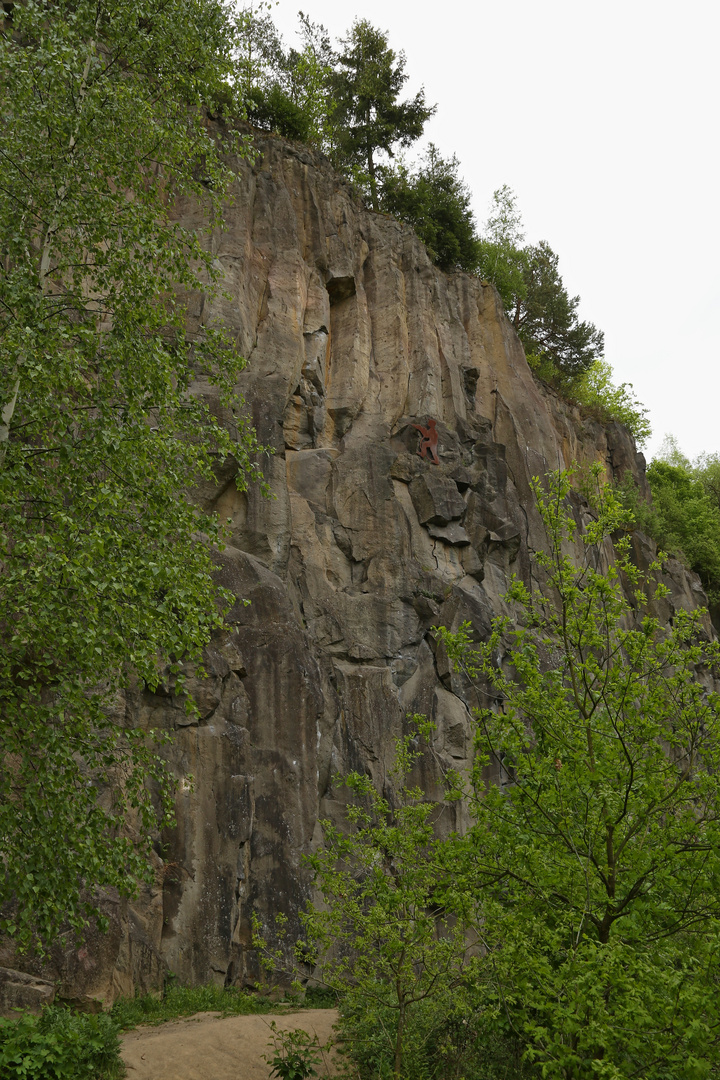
(111, 980), (340, 1031)
(111, 982), (282, 1030)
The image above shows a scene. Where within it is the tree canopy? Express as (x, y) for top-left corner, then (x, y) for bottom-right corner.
(437, 469), (720, 1076)
(620, 438), (720, 613)
(238, 5), (336, 146)
(476, 183), (528, 310)
(513, 240), (605, 378)
(646, 460), (720, 604)
(0, 0), (262, 949)
(330, 19), (435, 208)
(478, 187), (604, 381)
(379, 146), (482, 272)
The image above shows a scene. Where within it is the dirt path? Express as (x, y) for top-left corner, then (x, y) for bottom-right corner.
(121, 1008), (339, 1080)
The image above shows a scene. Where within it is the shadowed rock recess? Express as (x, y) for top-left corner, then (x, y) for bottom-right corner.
(5, 133), (713, 1010)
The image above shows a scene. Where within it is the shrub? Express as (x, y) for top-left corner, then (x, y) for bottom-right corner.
(264, 1021), (325, 1080)
(571, 359), (651, 445)
(0, 1007), (122, 1080)
(337, 987), (527, 1080)
(528, 356), (651, 446)
(380, 147), (482, 273)
(246, 84), (313, 141)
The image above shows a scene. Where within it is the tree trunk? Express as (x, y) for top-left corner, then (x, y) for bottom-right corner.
(0, 374), (20, 468)
(394, 998), (405, 1080)
(513, 298), (522, 330)
(366, 137), (378, 210)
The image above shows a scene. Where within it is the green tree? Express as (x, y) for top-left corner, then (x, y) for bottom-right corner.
(236, 3), (305, 139)
(514, 240), (604, 379)
(645, 460), (720, 606)
(330, 19), (435, 208)
(654, 435), (720, 518)
(0, 0), (263, 950)
(237, 8), (335, 147)
(438, 468), (720, 1078)
(694, 451), (720, 511)
(235, 1), (285, 99)
(281, 14), (336, 149)
(478, 187), (604, 381)
(616, 439), (720, 618)
(256, 725), (478, 1080)
(379, 145), (482, 272)
(654, 433), (692, 470)
(477, 184), (529, 311)
(570, 359), (651, 446)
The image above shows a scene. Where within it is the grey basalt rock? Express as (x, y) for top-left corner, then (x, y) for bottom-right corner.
(0, 968), (55, 1018)
(426, 522), (471, 545)
(6, 130), (708, 1008)
(409, 473), (467, 525)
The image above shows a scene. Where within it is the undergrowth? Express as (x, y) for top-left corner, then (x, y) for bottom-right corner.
(0, 980), (337, 1080)
(110, 981), (284, 1029)
(0, 1006), (122, 1080)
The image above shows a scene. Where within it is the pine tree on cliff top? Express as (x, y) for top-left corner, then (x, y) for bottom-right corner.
(330, 19), (435, 209)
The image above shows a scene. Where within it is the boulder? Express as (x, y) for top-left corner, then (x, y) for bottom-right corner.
(0, 967), (55, 1017)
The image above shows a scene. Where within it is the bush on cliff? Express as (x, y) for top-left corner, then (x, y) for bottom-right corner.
(379, 147), (483, 273)
(530, 355), (651, 445)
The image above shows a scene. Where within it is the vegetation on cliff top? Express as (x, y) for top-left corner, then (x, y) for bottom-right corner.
(236, 6), (650, 445)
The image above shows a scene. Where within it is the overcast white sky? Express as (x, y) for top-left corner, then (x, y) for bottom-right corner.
(269, 0), (719, 462)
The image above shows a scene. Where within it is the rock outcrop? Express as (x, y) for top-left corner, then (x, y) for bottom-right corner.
(0, 967), (55, 1016)
(5, 132), (710, 1010)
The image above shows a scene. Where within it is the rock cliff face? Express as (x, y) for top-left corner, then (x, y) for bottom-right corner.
(6, 133), (711, 1008)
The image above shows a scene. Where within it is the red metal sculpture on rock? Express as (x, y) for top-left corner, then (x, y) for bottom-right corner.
(412, 418), (440, 465)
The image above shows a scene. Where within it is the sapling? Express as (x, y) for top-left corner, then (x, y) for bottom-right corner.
(255, 720), (481, 1080)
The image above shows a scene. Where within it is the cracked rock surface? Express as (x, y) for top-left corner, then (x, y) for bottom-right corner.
(5, 131), (710, 1010)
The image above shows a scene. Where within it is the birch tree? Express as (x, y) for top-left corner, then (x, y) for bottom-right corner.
(0, 0), (262, 950)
